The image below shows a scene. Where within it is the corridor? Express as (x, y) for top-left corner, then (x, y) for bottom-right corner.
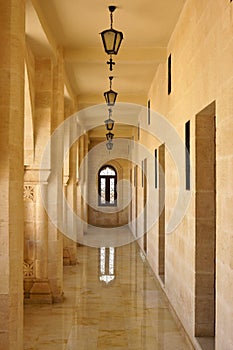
(1, 1), (232, 349)
(24, 239), (192, 350)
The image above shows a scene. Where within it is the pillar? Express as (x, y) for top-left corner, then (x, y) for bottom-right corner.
(63, 111), (79, 265)
(29, 184), (52, 303)
(0, 0), (25, 348)
(24, 57), (53, 303)
(47, 48), (64, 302)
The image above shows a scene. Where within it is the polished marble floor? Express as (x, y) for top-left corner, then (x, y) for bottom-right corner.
(24, 242), (193, 350)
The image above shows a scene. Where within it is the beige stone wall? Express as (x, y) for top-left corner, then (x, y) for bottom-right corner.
(88, 139), (131, 227)
(141, 0), (233, 349)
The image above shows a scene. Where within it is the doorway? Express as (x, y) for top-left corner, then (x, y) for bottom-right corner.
(195, 102), (216, 349)
(143, 158), (147, 254)
(158, 144), (165, 283)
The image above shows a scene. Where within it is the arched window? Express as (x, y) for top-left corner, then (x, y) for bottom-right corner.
(98, 165), (117, 206)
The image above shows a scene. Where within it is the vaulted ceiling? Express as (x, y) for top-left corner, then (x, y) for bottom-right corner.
(26, 0), (187, 110)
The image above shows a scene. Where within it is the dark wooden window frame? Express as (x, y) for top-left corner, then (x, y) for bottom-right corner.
(185, 120), (190, 190)
(168, 54), (172, 95)
(98, 165), (117, 206)
(155, 149), (158, 188)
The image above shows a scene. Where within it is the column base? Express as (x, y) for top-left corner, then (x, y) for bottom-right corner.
(52, 292), (64, 303)
(63, 257), (78, 266)
(63, 247), (78, 266)
(26, 279), (53, 304)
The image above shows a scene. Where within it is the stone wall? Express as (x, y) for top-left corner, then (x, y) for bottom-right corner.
(88, 139), (131, 228)
(139, 0), (233, 349)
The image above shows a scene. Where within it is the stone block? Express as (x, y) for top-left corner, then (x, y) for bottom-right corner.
(0, 331), (9, 349)
(0, 256), (9, 294)
(29, 280), (52, 304)
(0, 295), (9, 330)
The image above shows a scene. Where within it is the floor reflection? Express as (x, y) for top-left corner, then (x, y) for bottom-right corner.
(24, 237), (192, 350)
(99, 247), (115, 284)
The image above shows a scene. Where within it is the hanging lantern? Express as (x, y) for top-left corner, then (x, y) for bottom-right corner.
(104, 109), (115, 130)
(104, 117), (115, 131)
(100, 6), (123, 56)
(106, 140), (113, 151)
(106, 131), (114, 141)
(104, 76), (118, 106)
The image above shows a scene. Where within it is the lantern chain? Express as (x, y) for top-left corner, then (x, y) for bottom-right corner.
(110, 12), (113, 28)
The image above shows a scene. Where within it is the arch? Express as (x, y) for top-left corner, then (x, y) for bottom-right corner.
(98, 165), (117, 206)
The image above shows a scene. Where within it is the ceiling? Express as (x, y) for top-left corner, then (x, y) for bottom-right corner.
(26, 0), (187, 109)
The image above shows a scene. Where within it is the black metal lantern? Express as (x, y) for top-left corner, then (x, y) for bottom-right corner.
(104, 109), (115, 131)
(106, 140), (113, 151)
(104, 76), (118, 106)
(104, 117), (115, 131)
(106, 131), (114, 141)
(100, 6), (123, 56)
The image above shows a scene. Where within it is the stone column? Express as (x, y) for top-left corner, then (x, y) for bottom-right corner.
(0, 0), (25, 349)
(25, 57), (53, 303)
(79, 135), (85, 223)
(76, 126), (84, 242)
(35, 184), (48, 278)
(63, 109), (71, 263)
(23, 184), (36, 298)
(47, 48), (64, 302)
(29, 183), (52, 303)
(76, 134), (86, 236)
(63, 116), (78, 265)
(83, 134), (89, 229)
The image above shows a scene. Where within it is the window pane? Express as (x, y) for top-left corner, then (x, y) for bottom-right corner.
(98, 165), (117, 206)
(100, 166), (116, 176)
(101, 178), (106, 204)
(110, 178), (115, 204)
(109, 247), (114, 275)
(100, 247), (105, 274)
